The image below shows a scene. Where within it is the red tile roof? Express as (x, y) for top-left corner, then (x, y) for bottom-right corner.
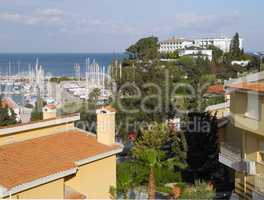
(227, 82), (264, 93)
(207, 85), (225, 94)
(100, 105), (117, 113)
(0, 131), (121, 189)
(46, 104), (56, 110)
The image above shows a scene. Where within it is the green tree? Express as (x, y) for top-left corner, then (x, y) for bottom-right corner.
(114, 60), (188, 141)
(31, 96), (44, 121)
(184, 112), (219, 181)
(30, 109), (43, 121)
(207, 45), (223, 64)
(137, 148), (163, 199)
(180, 181), (215, 199)
(160, 50), (179, 60)
(178, 56), (214, 112)
(116, 162), (135, 199)
(230, 32), (242, 59)
(132, 123), (187, 199)
(78, 101), (97, 132)
(126, 36), (160, 61)
(0, 95), (17, 127)
(88, 88), (101, 103)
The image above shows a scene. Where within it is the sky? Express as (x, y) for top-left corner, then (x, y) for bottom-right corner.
(0, 0), (263, 53)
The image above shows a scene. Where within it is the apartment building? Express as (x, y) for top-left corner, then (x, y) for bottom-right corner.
(159, 37), (194, 53)
(159, 36), (243, 53)
(218, 82), (264, 200)
(194, 37), (243, 53)
(0, 106), (123, 199)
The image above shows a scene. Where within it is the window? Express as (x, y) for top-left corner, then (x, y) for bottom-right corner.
(246, 93), (261, 120)
(259, 142), (264, 162)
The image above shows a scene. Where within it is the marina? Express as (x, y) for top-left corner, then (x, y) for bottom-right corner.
(0, 54), (122, 123)
(0, 54), (122, 101)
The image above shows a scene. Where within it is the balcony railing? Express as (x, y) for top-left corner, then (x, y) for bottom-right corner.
(219, 142), (242, 171)
(220, 142), (242, 161)
(255, 174), (264, 194)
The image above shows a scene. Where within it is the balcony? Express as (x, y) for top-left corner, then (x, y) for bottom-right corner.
(234, 114), (264, 137)
(219, 142), (242, 171)
(253, 174), (264, 199)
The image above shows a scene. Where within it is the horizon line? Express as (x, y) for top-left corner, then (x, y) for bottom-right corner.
(0, 52), (126, 54)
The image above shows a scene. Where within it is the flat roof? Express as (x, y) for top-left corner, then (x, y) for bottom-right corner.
(206, 101), (230, 111)
(227, 82), (264, 93)
(0, 113), (80, 135)
(0, 130), (122, 192)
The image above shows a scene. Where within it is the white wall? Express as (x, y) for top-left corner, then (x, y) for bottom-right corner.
(159, 41), (193, 53)
(194, 38), (243, 53)
(179, 49), (213, 61)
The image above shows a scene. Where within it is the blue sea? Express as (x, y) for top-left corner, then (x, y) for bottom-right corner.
(0, 53), (126, 77)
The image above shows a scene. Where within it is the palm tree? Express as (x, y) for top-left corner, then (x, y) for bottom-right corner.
(132, 123), (187, 199)
(116, 163), (134, 199)
(133, 148), (164, 199)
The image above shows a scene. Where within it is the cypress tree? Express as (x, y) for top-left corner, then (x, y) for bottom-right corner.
(230, 32), (241, 59)
(31, 97), (44, 121)
(31, 88), (45, 122)
(184, 112), (219, 181)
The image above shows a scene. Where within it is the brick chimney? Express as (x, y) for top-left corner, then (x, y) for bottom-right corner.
(96, 106), (116, 146)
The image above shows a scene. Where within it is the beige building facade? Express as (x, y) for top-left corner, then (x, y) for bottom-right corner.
(218, 82), (264, 199)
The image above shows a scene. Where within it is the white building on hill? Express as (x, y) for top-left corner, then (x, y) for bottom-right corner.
(194, 37), (243, 53)
(179, 48), (213, 61)
(159, 37), (194, 53)
(159, 36), (243, 53)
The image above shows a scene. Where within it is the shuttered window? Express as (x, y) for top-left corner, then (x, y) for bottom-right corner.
(246, 93), (260, 120)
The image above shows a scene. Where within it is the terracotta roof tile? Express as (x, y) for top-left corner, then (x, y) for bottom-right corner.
(104, 105), (117, 113)
(46, 104), (56, 110)
(207, 85), (225, 94)
(98, 105), (117, 113)
(227, 82), (264, 93)
(0, 131), (121, 189)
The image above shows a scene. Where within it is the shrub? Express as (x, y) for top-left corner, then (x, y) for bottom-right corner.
(180, 181), (215, 199)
